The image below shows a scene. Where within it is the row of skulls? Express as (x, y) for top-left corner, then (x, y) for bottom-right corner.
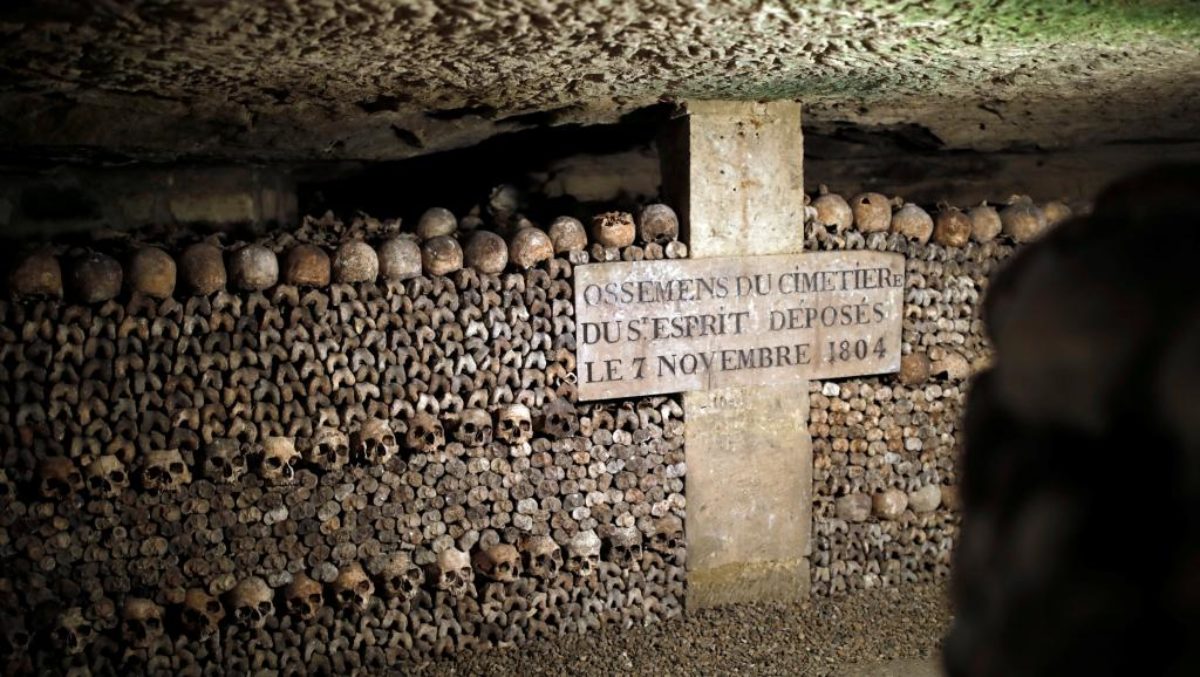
(51, 518), (684, 654)
(24, 405), (546, 498)
(5, 204), (679, 302)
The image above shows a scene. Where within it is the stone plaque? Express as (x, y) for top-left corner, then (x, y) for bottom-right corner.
(574, 251), (904, 400)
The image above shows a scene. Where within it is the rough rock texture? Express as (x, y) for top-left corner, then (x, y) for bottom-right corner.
(0, 1), (1196, 162)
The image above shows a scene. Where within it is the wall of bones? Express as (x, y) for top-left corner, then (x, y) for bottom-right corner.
(802, 190), (1071, 596)
(0, 179), (1067, 671)
(0, 205), (688, 674)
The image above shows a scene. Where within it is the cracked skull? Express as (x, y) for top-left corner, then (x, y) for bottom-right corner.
(454, 408), (493, 447)
(605, 526), (644, 571)
(284, 573), (324, 621)
(332, 562), (374, 612)
(52, 607), (94, 656)
(650, 514), (685, 562)
(141, 449), (191, 492)
(85, 455), (128, 499)
(538, 398), (578, 439)
(260, 437), (299, 485)
(520, 534), (563, 581)
(473, 543), (520, 583)
(352, 418), (398, 465)
(179, 588), (224, 640)
(38, 457), (83, 500)
(433, 547), (474, 598)
(310, 426), (351, 471)
(496, 403), (533, 445)
(566, 529), (602, 578)
(405, 412), (444, 454)
(121, 597), (163, 648)
(202, 439), (248, 484)
(227, 576), (274, 629)
(374, 552), (424, 603)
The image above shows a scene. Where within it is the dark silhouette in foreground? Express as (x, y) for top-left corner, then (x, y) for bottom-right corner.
(945, 165), (1200, 676)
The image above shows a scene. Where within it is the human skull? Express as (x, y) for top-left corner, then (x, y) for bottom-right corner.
(377, 236), (423, 281)
(374, 552), (423, 602)
(332, 562), (374, 612)
(284, 573), (324, 621)
(421, 236), (463, 276)
(141, 449), (191, 492)
(508, 227), (554, 269)
(463, 230), (509, 274)
(473, 543), (520, 583)
(934, 204), (972, 247)
(352, 418), (398, 465)
(851, 192), (892, 233)
(891, 203), (934, 244)
(650, 514), (685, 559)
(179, 588), (224, 640)
(454, 408), (493, 447)
(812, 188), (853, 234)
(70, 251), (123, 303)
(566, 529), (601, 578)
(228, 244), (279, 291)
(85, 455), (129, 499)
(310, 427), (351, 471)
(547, 216), (587, 252)
(637, 204), (679, 243)
(121, 597), (164, 648)
(128, 246), (176, 299)
(432, 547), (474, 599)
(405, 412), (444, 454)
(9, 250), (63, 299)
(590, 211), (636, 248)
(333, 241), (379, 284)
(496, 404), (533, 445)
(227, 576), (273, 629)
(51, 607), (94, 655)
(605, 526), (644, 571)
(282, 244), (331, 287)
(520, 535), (563, 580)
(968, 202), (1003, 243)
(538, 399), (578, 439)
(417, 207), (458, 240)
(201, 439), (248, 484)
(259, 437), (300, 485)
(179, 242), (226, 295)
(1000, 195), (1047, 243)
(38, 457), (82, 500)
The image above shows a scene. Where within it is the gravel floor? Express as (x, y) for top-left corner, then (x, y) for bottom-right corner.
(410, 584), (951, 676)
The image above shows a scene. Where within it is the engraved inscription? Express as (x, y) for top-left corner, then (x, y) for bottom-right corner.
(574, 252), (905, 400)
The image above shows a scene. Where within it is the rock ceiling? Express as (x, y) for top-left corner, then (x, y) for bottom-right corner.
(1, 1), (1198, 163)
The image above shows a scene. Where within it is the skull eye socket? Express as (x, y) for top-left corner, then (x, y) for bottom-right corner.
(169, 462), (184, 473)
(109, 470), (126, 483)
(257, 602), (271, 613)
(266, 457), (281, 468)
(309, 593), (322, 604)
(206, 601), (221, 613)
(145, 617), (161, 629)
(463, 423), (476, 434)
(357, 580), (371, 593)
